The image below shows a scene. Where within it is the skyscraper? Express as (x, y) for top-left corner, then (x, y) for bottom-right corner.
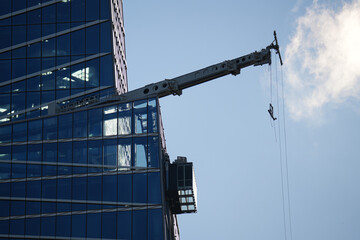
(0, 0), (196, 239)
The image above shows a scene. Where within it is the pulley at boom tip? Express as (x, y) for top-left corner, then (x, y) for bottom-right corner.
(267, 30), (283, 66)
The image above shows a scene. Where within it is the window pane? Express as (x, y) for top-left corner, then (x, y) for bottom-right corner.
(134, 100), (148, 134)
(71, 0), (85, 22)
(0, 125), (11, 143)
(27, 76), (41, 91)
(11, 182), (25, 197)
(41, 216), (55, 236)
(104, 105), (117, 136)
(27, 9), (41, 24)
(26, 92), (40, 111)
(0, 26), (11, 49)
(87, 213), (101, 238)
(73, 111), (87, 137)
(42, 5), (56, 23)
(118, 103), (132, 135)
(42, 23), (56, 36)
(133, 173), (147, 203)
(73, 141), (87, 164)
(86, 0), (99, 21)
(148, 209), (163, 240)
(0, 182), (10, 196)
(56, 66), (70, 89)
(26, 217), (40, 236)
(42, 38), (56, 57)
(57, 215), (71, 237)
(10, 200), (25, 216)
(102, 212), (116, 239)
(117, 211), (131, 239)
(71, 62), (86, 89)
(12, 26), (26, 45)
(11, 92), (25, 114)
(43, 116), (57, 140)
(100, 22), (111, 53)
(12, 145), (26, 161)
(12, 164), (26, 179)
(148, 136), (159, 168)
(71, 29), (85, 55)
(57, 1), (70, 22)
(58, 113), (72, 138)
(28, 144), (42, 162)
(72, 214), (86, 238)
(27, 24), (41, 41)
(10, 219), (24, 235)
(72, 177), (86, 200)
(27, 164), (41, 178)
(0, 200), (9, 217)
(86, 58), (100, 88)
(148, 172), (161, 204)
(104, 139), (117, 168)
(103, 174), (116, 202)
(88, 176), (102, 201)
(0, 0), (10, 16)
(86, 24), (100, 55)
(13, 0), (26, 11)
(42, 179), (56, 199)
(13, 122), (27, 142)
(57, 33), (70, 56)
(0, 60), (11, 83)
(43, 143), (57, 162)
(58, 142), (72, 163)
(43, 165), (57, 176)
(148, 98), (158, 133)
(88, 140), (102, 165)
(12, 58), (26, 79)
(57, 178), (71, 199)
(27, 42), (41, 58)
(26, 201), (40, 215)
(0, 146), (9, 161)
(134, 137), (147, 167)
(88, 108), (102, 137)
(0, 163), (10, 179)
(100, 54), (113, 86)
(133, 210), (147, 240)
(118, 138), (131, 168)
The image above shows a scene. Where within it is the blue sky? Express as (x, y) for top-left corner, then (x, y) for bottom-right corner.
(123, 0), (360, 239)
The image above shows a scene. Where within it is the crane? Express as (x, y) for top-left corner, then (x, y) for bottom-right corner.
(50, 31), (282, 114)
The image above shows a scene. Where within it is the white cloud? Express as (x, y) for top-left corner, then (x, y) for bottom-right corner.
(284, 0), (360, 121)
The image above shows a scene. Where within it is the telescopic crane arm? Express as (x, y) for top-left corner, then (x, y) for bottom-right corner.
(115, 31), (282, 103)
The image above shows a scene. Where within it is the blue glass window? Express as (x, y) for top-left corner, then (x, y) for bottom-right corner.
(27, 9), (41, 24)
(26, 92), (40, 116)
(118, 138), (131, 168)
(41, 216), (55, 236)
(133, 210), (147, 240)
(0, 146), (10, 161)
(117, 211), (131, 239)
(58, 113), (72, 138)
(57, 33), (70, 56)
(58, 165), (72, 175)
(27, 164), (41, 178)
(13, 13), (26, 25)
(0, 182), (10, 196)
(11, 201), (25, 216)
(42, 23), (56, 36)
(43, 143), (57, 162)
(100, 0), (110, 19)
(11, 92), (25, 115)
(57, 203), (71, 212)
(100, 22), (112, 52)
(13, 0), (26, 11)
(134, 100), (148, 134)
(104, 105), (117, 136)
(11, 181), (25, 197)
(12, 25), (26, 45)
(86, 58), (100, 88)
(42, 38), (56, 57)
(28, 144), (42, 162)
(148, 98), (158, 133)
(72, 214), (86, 238)
(87, 213), (101, 238)
(57, 1), (70, 22)
(102, 211), (116, 239)
(12, 58), (26, 79)
(71, 29), (85, 55)
(27, 76), (41, 92)
(0, 200), (9, 218)
(118, 103), (132, 135)
(72, 177), (86, 200)
(56, 66), (70, 89)
(41, 90), (55, 106)
(103, 174), (116, 202)
(71, 0), (85, 22)
(133, 173), (147, 203)
(57, 178), (71, 199)
(73, 111), (87, 137)
(118, 174), (132, 203)
(26, 218), (40, 236)
(88, 176), (101, 201)
(27, 58), (41, 76)
(27, 24), (41, 41)
(134, 137), (147, 167)
(0, 26), (11, 49)
(42, 202), (56, 214)
(12, 145), (26, 161)
(0, 0), (10, 16)
(10, 219), (24, 235)
(100, 54), (113, 86)
(0, 124), (11, 143)
(56, 215), (71, 237)
(12, 47), (26, 59)
(42, 179), (56, 199)
(0, 60), (11, 83)
(26, 201), (40, 215)
(148, 209), (163, 240)
(104, 139), (117, 168)
(43, 116), (57, 140)
(12, 164), (26, 179)
(13, 122), (27, 142)
(71, 62), (86, 89)
(88, 108), (102, 137)
(26, 180), (41, 198)
(86, 24), (100, 55)
(88, 140), (102, 166)
(148, 172), (162, 204)
(73, 141), (87, 164)
(42, 57), (55, 71)
(43, 165), (57, 176)
(149, 136), (160, 168)
(28, 119), (42, 141)
(27, 42), (41, 58)
(58, 142), (72, 163)
(86, 0), (99, 21)
(0, 163), (10, 179)
(42, 4), (56, 23)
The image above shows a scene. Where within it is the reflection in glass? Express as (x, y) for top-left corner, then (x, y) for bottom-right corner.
(134, 137), (147, 167)
(28, 144), (42, 162)
(104, 106), (117, 136)
(134, 100), (147, 134)
(104, 139), (117, 167)
(88, 108), (102, 137)
(43, 143), (57, 162)
(28, 119), (42, 141)
(118, 138), (131, 168)
(118, 103), (131, 135)
(43, 117), (57, 140)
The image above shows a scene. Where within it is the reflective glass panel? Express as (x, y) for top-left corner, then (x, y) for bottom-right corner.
(134, 137), (147, 167)
(70, 62), (86, 89)
(41, 216), (55, 236)
(86, 24), (100, 55)
(27, 24), (41, 42)
(57, 178), (71, 199)
(57, 34), (70, 57)
(10, 219), (24, 235)
(71, 29), (85, 55)
(71, 0), (85, 22)
(43, 116), (57, 140)
(104, 139), (117, 168)
(72, 177), (86, 200)
(117, 211), (131, 239)
(148, 209), (163, 240)
(73, 111), (87, 137)
(12, 58), (26, 79)
(0, 146), (10, 161)
(58, 142), (72, 163)
(42, 38), (56, 57)
(88, 176), (101, 201)
(26, 201), (40, 215)
(12, 164), (26, 179)
(28, 144), (42, 162)
(104, 105), (117, 136)
(57, 1), (70, 22)
(27, 9), (41, 24)
(73, 141), (87, 164)
(56, 67), (70, 89)
(118, 138), (131, 168)
(0, 125), (11, 143)
(133, 173), (147, 203)
(0, 26), (11, 49)
(11, 201), (25, 216)
(88, 108), (102, 137)
(102, 212), (116, 239)
(58, 113), (72, 138)
(43, 143), (57, 162)
(42, 179), (57, 199)
(26, 218), (40, 236)
(133, 210), (147, 240)
(11, 182), (25, 197)
(86, 58), (100, 88)
(13, 122), (27, 142)
(57, 215), (71, 237)
(148, 98), (158, 133)
(12, 145), (26, 161)
(88, 140), (102, 165)
(27, 164), (41, 178)
(118, 103), (132, 135)
(100, 54), (113, 86)
(148, 172), (162, 204)
(26, 181), (40, 198)
(27, 42), (41, 58)
(0, 60), (11, 83)
(0, 163), (10, 179)
(42, 5), (56, 23)
(72, 214), (86, 238)
(103, 174), (116, 202)
(148, 136), (160, 168)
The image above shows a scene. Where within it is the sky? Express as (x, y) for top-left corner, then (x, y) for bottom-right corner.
(123, 1), (360, 239)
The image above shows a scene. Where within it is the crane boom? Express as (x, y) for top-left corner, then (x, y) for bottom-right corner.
(49, 32), (282, 114)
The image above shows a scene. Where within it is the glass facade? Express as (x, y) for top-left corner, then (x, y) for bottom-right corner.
(0, 0), (181, 239)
